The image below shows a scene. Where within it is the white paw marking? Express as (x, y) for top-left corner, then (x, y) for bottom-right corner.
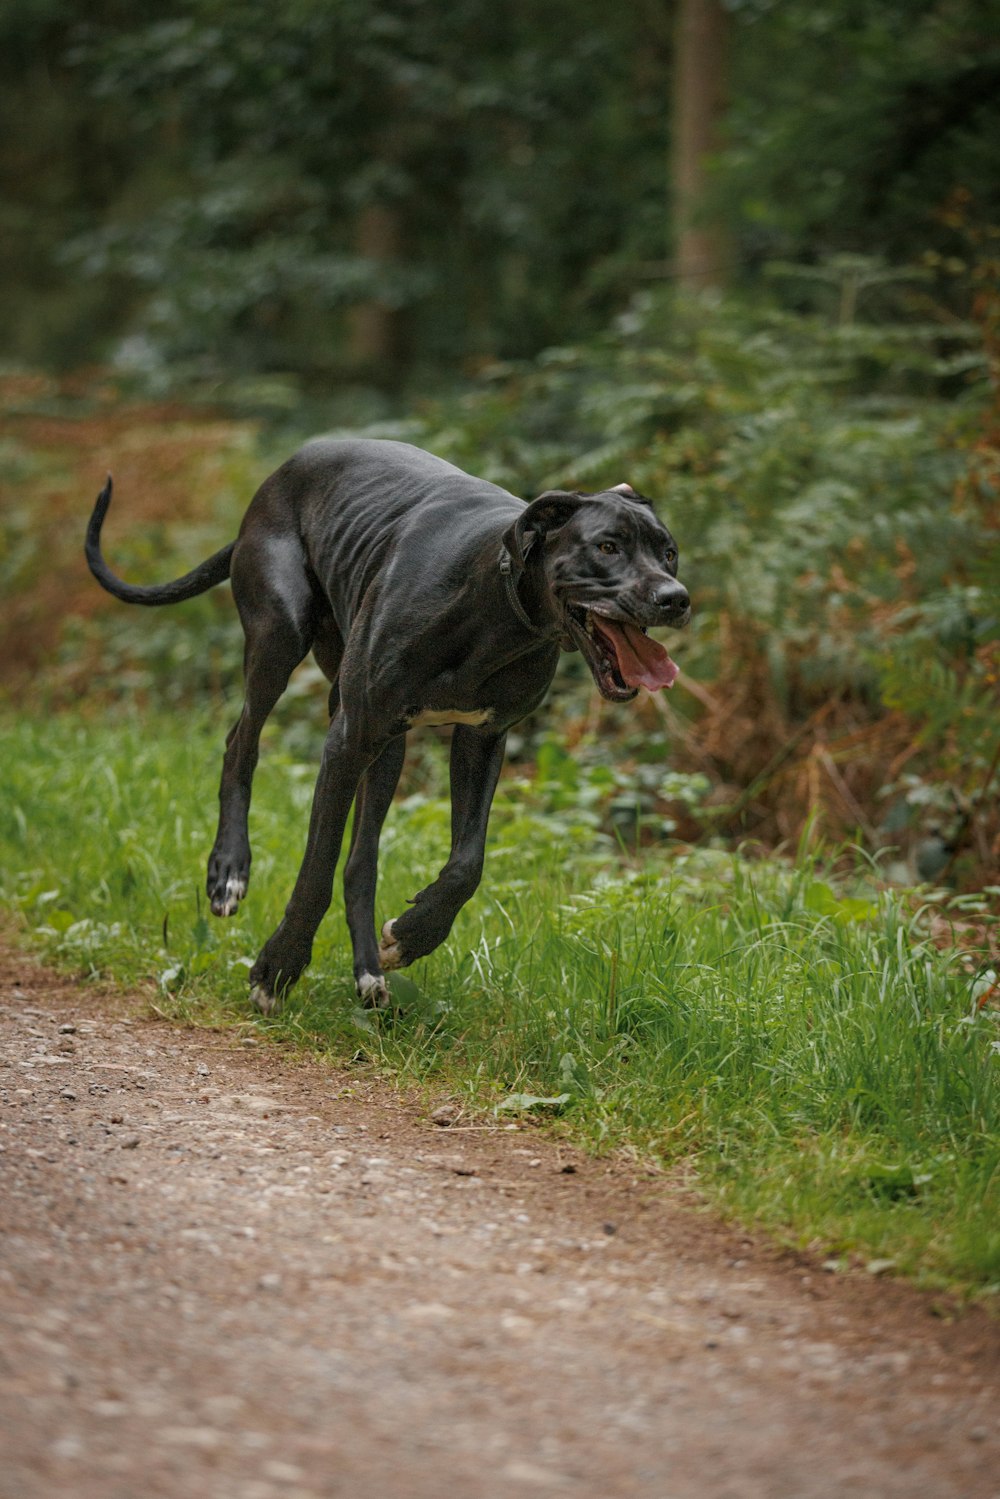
(378, 919), (403, 971)
(250, 984), (278, 1015)
(356, 971), (390, 1009)
(406, 707), (493, 729)
(213, 876), (247, 918)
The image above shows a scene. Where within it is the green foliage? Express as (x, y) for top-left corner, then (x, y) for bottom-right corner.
(4, 271), (994, 872)
(725, 0), (1000, 267)
(391, 279), (998, 849)
(524, 732), (711, 844)
(4, 1), (1000, 377)
(876, 588), (996, 765)
(0, 709), (996, 1291)
(26, 0), (668, 377)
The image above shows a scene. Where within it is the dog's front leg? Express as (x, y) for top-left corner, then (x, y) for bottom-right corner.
(380, 726), (506, 971)
(249, 711), (380, 1012)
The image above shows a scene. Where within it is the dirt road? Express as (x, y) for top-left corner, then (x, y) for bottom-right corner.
(1, 948), (997, 1499)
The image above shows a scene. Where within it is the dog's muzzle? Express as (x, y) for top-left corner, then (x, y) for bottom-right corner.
(565, 600), (686, 700)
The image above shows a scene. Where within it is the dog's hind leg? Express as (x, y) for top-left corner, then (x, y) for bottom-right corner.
(207, 539), (326, 918)
(342, 736), (407, 1008)
(379, 725), (506, 971)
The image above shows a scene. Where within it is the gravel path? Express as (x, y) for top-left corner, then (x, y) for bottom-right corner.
(1, 948), (997, 1499)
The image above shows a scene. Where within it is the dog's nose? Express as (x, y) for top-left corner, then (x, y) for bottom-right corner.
(651, 580), (690, 619)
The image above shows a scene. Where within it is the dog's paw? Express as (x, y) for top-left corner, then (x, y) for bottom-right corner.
(355, 971), (390, 1009)
(210, 873), (247, 918)
(249, 983), (280, 1015)
(248, 933), (308, 1014)
(378, 919), (405, 971)
(207, 843), (250, 917)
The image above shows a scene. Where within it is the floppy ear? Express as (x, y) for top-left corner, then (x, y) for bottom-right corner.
(502, 490), (585, 568)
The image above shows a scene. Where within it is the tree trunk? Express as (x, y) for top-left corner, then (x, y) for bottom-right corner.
(671, 0), (730, 289)
(346, 201), (406, 376)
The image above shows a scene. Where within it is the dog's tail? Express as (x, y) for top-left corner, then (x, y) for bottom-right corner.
(85, 476), (236, 606)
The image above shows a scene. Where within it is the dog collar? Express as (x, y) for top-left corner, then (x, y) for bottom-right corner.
(498, 545), (558, 638)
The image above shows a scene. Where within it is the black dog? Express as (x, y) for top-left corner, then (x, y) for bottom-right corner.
(86, 438), (690, 1010)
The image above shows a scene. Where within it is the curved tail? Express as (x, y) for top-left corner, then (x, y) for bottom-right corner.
(85, 476), (236, 606)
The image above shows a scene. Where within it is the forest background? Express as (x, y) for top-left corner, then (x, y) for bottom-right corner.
(0, 0), (998, 1288)
(2, 0), (998, 875)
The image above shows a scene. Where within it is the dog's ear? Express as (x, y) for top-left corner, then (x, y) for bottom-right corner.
(610, 480), (655, 510)
(503, 490), (585, 567)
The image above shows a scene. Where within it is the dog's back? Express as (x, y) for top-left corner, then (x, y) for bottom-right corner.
(239, 437), (523, 629)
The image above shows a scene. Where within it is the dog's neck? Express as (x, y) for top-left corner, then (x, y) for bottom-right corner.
(497, 544), (560, 639)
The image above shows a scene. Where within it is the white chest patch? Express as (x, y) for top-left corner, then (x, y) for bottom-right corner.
(406, 707), (494, 729)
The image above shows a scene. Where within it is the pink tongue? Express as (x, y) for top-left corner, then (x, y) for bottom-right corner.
(592, 616), (679, 691)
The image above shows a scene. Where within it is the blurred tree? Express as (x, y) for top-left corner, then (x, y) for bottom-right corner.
(346, 202), (406, 376)
(0, 0), (163, 367)
(671, 0), (730, 288)
(2, 0), (999, 382)
(32, 0), (668, 384)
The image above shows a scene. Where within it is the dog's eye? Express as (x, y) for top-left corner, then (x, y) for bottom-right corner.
(597, 541), (618, 556)
(665, 548), (677, 566)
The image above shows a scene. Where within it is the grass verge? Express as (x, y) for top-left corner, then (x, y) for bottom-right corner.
(1, 709), (997, 1296)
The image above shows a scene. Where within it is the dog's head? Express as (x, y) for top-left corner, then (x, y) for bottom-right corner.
(503, 483), (690, 701)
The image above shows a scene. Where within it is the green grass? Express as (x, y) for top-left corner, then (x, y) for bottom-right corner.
(1, 709), (997, 1295)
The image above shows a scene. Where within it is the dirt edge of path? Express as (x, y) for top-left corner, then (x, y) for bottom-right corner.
(3, 936), (996, 1343)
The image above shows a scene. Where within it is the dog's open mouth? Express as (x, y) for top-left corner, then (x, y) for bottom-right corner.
(566, 605), (679, 701)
